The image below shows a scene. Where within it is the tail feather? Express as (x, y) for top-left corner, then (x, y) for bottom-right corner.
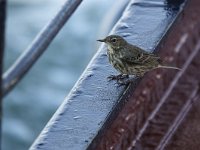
(156, 65), (181, 71)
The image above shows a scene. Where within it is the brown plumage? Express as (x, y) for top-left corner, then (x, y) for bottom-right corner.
(97, 35), (180, 82)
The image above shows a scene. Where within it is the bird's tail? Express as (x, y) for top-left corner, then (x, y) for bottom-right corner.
(156, 65), (181, 71)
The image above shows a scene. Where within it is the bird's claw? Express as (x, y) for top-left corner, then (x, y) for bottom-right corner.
(109, 75), (140, 86)
(116, 77), (134, 85)
(107, 75), (118, 81)
(108, 74), (134, 86)
(107, 74), (129, 81)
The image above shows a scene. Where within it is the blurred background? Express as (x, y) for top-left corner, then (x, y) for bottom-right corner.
(2, 0), (119, 149)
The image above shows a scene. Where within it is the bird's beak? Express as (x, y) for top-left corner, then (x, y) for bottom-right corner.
(97, 38), (106, 42)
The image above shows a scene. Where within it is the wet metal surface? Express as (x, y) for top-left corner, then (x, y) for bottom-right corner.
(30, 0), (187, 150)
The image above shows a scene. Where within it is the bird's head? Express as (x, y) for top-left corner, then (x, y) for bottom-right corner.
(97, 35), (127, 49)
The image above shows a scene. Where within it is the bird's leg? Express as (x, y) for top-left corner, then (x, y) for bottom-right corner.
(122, 74), (129, 78)
(117, 78), (133, 85)
(107, 74), (123, 81)
(117, 75), (141, 85)
(107, 74), (129, 81)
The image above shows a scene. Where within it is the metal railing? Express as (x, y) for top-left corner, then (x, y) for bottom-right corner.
(2, 0), (83, 96)
(0, 0), (83, 149)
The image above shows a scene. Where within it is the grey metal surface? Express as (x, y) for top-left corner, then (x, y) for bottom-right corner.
(2, 0), (83, 96)
(30, 0), (185, 150)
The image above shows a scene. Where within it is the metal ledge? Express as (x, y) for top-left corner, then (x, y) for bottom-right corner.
(30, 0), (186, 149)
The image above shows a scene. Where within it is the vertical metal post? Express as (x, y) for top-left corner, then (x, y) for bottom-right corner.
(0, 0), (6, 149)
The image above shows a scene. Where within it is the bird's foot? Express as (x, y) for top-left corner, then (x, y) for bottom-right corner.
(116, 75), (141, 85)
(108, 74), (141, 85)
(107, 74), (129, 81)
(116, 76), (135, 85)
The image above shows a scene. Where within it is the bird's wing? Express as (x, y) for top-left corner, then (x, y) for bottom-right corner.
(121, 46), (161, 64)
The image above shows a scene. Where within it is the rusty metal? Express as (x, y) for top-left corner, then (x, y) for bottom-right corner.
(95, 0), (200, 149)
(132, 23), (200, 149)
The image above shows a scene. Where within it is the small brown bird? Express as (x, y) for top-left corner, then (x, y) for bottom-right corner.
(97, 35), (180, 83)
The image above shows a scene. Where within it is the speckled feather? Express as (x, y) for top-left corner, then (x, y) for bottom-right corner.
(98, 35), (179, 77)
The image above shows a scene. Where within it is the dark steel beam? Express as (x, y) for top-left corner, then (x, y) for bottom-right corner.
(0, 0), (6, 148)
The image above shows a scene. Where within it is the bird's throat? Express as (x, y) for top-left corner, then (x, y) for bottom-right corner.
(108, 45), (115, 54)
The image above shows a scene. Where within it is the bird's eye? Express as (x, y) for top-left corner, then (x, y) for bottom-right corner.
(111, 38), (117, 43)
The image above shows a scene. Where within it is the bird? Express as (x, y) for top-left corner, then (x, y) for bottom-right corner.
(97, 35), (180, 84)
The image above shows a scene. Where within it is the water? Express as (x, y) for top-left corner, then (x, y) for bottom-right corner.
(3, 0), (115, 149)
